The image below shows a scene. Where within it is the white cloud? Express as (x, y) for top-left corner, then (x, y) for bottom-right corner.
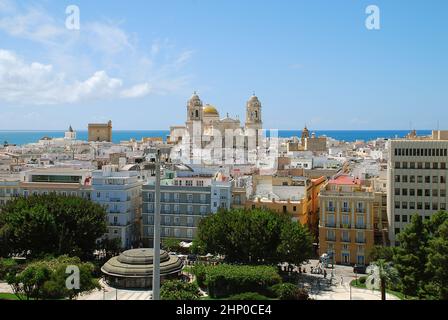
(0, 50), (156, 104)
(120, 83), (152, 98)
(0, 4), (194, 105)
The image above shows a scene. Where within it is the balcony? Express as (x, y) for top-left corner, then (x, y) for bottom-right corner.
(109, 198), (122, 202)
(341, 208), (351, 213)
(326, 237), (336, 242)
(341, 238), (351, 243)
(325, 223), (336, 228)
(327, 207), (335, 212)
(355, 224), (367, 230)
(340, 224), (351, 229)
(356, 238), (366, 244)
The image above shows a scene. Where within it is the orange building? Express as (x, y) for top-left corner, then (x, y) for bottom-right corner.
(318, 175), (375, 266)
(246, 174), (325, 237)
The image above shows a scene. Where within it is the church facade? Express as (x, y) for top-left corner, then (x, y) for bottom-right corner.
(169, 93), (263, 164)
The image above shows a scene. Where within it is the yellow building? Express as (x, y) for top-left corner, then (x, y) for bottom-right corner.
(246, 174), (325, 237)
(88, 120), (112, 142)
(318, 175), (375, 266)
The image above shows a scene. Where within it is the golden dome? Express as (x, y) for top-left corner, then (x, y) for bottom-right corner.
(203, 104), (219, 116)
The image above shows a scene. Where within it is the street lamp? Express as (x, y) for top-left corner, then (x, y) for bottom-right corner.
(152, 149), (162, 300)
(151, 150), (193, 300)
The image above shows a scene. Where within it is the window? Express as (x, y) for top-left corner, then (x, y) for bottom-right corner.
(174, 193), (180, 202)
(164, 216), (171, 224)
(402, 202), (408, 209)
(187, 229), (193, 238)
(410, 189), (415, 196)
(425, 176), (431, 183)
(433, 176), (439, 183)
(394, 175), (400, 182)
(425, 202), (430, 210)
(395, 215), (400, 222)
(164, 204), (170, 213)
(441, 163), (446, 169)
(187, 205), (193, 214)
(402, 162), (408, 169)
(196, 180), (204, 187)
(395, 188), (400, 196)
(200, 206), (207, 214)
(409, 202), (415, 210)
(417, 202), (423, 210)
(200, 194), (206, 203)
(402, 175), (408, 183)
(433, 189), (439, 197)
(185, 180), (193, 187)
(425, 189), (431, 197)
(418, 162), (423, 169)
(402, 189), (408, 196)
(402, 215), (408, 222)
(433, 162), (439, 169)
(417, 176), (423, 183)
(174, 229), (180, 237)
(395, 162), (401, 169)
(187, 217), (193, 226)
(410, 176), (415, 183)
(433, 203), (439, 210)
(441, 190), (446, 197)
(395, 201), (400, 209)
(410, 162), (415, 169)
(164, 193), (170, 202)
(174, 205), (179, 213)
(417, 189), (423, 196)
(395, 228), (400, 235)
(187, 194), (193, 203)
(441, 203), (446, 210)
(425, 162), (431, 169)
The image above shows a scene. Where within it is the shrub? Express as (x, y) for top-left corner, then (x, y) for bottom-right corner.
(271, 283), (310, 300)
(161, 280), (201, 300)
(0, 258), (19, 280)
(190, 263), (207, 288)
(204, 264), (281, 298)
(227, 292), (269, 300)
(359, 276), (367, 285)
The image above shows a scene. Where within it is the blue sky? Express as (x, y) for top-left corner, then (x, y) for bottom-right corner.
(0, 0), (447, 130)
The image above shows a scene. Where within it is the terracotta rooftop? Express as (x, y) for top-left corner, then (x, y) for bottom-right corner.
(328, 175), (360, 186)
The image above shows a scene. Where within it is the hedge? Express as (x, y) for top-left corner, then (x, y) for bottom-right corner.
(203, 264), (281, 298)
(226, 292), (269, 300)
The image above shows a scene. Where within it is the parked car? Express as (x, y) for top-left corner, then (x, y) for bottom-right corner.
(353, 264), (367, 274)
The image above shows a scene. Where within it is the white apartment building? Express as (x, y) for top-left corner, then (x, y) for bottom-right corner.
(91, 165), (143, 249)
(387, 130), (448, 246)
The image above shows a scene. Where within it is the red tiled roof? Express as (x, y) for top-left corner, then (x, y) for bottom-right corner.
(328, 175), (360, 185)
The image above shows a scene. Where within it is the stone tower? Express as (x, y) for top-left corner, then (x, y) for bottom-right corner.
(245, 94), (262, 130)
(187, 92), (203, 122)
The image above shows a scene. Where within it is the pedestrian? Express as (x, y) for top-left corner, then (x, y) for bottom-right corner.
(324, 269), (327, 279)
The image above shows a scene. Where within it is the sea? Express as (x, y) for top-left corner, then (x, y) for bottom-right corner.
(0, 130), (433, 146)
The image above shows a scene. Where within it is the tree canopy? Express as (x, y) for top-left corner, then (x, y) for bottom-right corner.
(391, 211), (448, 300)
(193, 208), (313, 265)
(0, 194), (107, 259)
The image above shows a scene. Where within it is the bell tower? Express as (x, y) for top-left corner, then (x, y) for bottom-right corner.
(187, 91), (203, 122)
(245, 94), (262, 130)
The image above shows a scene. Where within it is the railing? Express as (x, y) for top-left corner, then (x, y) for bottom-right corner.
(109, 198), (121, 202)
(355, 224), (367, 229)
(326, 237), (336, 241)
(341, 238), (351, 243)
(341, 208), (351, 213)
(356, 238), (366, 244)
(325, 223), (336, 228)
(327, 207), (335, 212)
(340, 224), (351, 229)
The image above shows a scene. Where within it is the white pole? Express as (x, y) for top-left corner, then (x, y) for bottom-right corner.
(152, 149), (161, 300)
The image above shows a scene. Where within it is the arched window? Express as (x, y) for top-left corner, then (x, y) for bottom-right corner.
(195, 110), (199, 118)
(255, 110), (258, 119)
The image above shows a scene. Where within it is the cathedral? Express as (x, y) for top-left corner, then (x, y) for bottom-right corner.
(169, 92), (263, 164)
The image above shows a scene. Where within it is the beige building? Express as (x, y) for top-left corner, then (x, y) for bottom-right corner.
(319, 175), (375, 265)
(88, 121), (112, 142)
(387, 130), (448, 246)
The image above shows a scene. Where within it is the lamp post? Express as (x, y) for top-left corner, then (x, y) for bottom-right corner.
(152, 149), (161, 300)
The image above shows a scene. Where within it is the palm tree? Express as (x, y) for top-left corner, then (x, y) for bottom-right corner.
(368, 259), (399, 300)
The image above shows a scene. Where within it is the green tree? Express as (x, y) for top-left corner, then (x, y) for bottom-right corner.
(425, 216), (448, 300)
(162, 238), (182, 253)
(194, 208), (312, 265)
(370, 259), (399, 300)
(393, 214), (429, 298)
(368, 245), (395, 262)
(0, 194), (107, 259)
(160, 280), (201, 300)
(7, 256), (99, 300)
